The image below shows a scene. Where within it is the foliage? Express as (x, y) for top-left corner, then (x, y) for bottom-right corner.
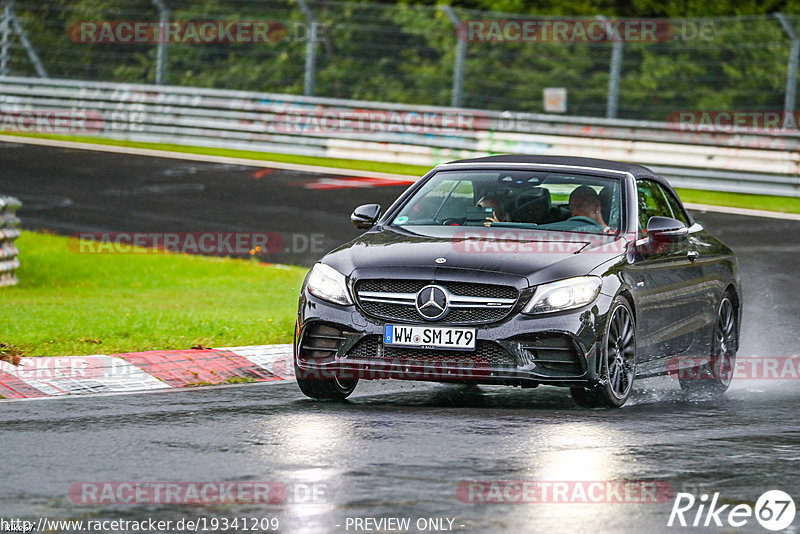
(8, 1), (800, 119)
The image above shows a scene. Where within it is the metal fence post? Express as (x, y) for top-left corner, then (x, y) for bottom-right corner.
(441, 6), (466, 108)
(152, 0), (170, 85)
(598, 16), (623, 119)
(296, 0), (318, 97)
(607, 40), (623, 118)
(7, 1), (46, 78)
(776, 13), (798, 114)
(1, 2), (10, 76)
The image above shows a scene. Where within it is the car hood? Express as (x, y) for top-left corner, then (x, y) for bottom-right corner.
(323, 225), (627, 286)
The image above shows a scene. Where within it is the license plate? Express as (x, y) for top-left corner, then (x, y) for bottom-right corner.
(383, 324), (476, 351)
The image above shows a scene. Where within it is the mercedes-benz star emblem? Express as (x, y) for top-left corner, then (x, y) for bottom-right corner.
(415, 285), (449, 321)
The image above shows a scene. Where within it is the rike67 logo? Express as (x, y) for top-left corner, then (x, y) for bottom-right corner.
(668, 490), (796, 531)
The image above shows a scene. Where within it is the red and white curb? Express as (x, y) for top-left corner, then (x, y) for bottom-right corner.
(0, 344), (293, 400)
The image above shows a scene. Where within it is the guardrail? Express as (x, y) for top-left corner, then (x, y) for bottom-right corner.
(0, 196), (21, 287)
(0, 76), (799, 197)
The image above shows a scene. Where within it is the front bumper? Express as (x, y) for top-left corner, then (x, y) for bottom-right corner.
(294, 289), (614, 388)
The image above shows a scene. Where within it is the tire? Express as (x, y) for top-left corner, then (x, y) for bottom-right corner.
(571, 296), (636, 408)
(295, 363), (358, 401)
(679, 294), (737, 397)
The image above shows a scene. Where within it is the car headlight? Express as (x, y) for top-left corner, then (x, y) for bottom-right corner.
(306, 263), (353, 306)
(522, 276), (602, 315)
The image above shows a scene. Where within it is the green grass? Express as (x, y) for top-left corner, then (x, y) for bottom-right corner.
(1, 231), (308, 357)
(675, 188), (800, 214)
(4, 131), (800, 214)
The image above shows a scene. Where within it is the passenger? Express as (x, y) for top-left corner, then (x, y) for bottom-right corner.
(568, 186), (610, 231)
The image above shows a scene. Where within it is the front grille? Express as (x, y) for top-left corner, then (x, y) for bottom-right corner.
(354, 279), (519, 325)
(346, 335), (517, 367)
(357, 279), (517, 299)
(362, 302), (422, 323)
(515, 334), (583, 375)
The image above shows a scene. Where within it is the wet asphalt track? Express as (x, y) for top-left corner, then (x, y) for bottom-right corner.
(1, 142), (799, 533)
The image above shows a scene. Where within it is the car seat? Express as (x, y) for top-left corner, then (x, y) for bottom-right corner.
(510, 187), (551, 224)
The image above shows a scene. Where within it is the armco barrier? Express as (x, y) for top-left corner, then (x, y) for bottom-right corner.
(0, 196), (21, 287)
(0, 76), (799, 196)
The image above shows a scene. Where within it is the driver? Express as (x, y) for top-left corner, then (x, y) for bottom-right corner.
(477, 196), (509, 226)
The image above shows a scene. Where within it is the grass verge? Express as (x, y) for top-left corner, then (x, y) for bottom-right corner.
(675, 188), (800, 214)
(3, 132), (799, 214)
(1, 231), (307, 357)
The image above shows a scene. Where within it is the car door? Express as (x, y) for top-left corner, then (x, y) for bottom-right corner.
(624, 180), (706, 362)
(660, 185), (720, 355)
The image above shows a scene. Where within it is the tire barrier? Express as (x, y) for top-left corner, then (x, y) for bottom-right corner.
(0, 195), (21, 288)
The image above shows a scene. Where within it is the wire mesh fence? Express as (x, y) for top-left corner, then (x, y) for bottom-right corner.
(1, 0), (799, 121)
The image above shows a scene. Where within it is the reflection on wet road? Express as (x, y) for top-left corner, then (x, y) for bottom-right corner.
(1, 376), (797, 534)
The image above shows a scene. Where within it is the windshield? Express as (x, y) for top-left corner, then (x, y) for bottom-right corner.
(391, 170), (623, 235)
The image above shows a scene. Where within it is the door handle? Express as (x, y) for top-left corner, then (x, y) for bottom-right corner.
(687, 250), (700, 262)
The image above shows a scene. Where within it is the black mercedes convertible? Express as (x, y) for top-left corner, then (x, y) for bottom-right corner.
(293, 155), (741, 407)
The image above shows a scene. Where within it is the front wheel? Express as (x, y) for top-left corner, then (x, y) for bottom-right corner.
(295, 364), (358, 401)
(571, 297), (636, 408)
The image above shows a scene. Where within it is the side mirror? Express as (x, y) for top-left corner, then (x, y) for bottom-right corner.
(646, 216), (688, 243)
(351, 204), (381, 230)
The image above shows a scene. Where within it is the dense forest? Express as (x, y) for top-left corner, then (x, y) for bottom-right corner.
(5, 0), (800, 119)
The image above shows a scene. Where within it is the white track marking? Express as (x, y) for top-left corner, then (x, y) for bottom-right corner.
(1, 355), (170, 396)
(218, 344), (294, 379)
(0, 347), (293, 400)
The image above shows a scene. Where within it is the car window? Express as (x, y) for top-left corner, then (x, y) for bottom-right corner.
(392, 170), (622, 235)
(659, 185), (690, 226)
(397, 178), (475, 222)
(636, 179), (674, 232)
